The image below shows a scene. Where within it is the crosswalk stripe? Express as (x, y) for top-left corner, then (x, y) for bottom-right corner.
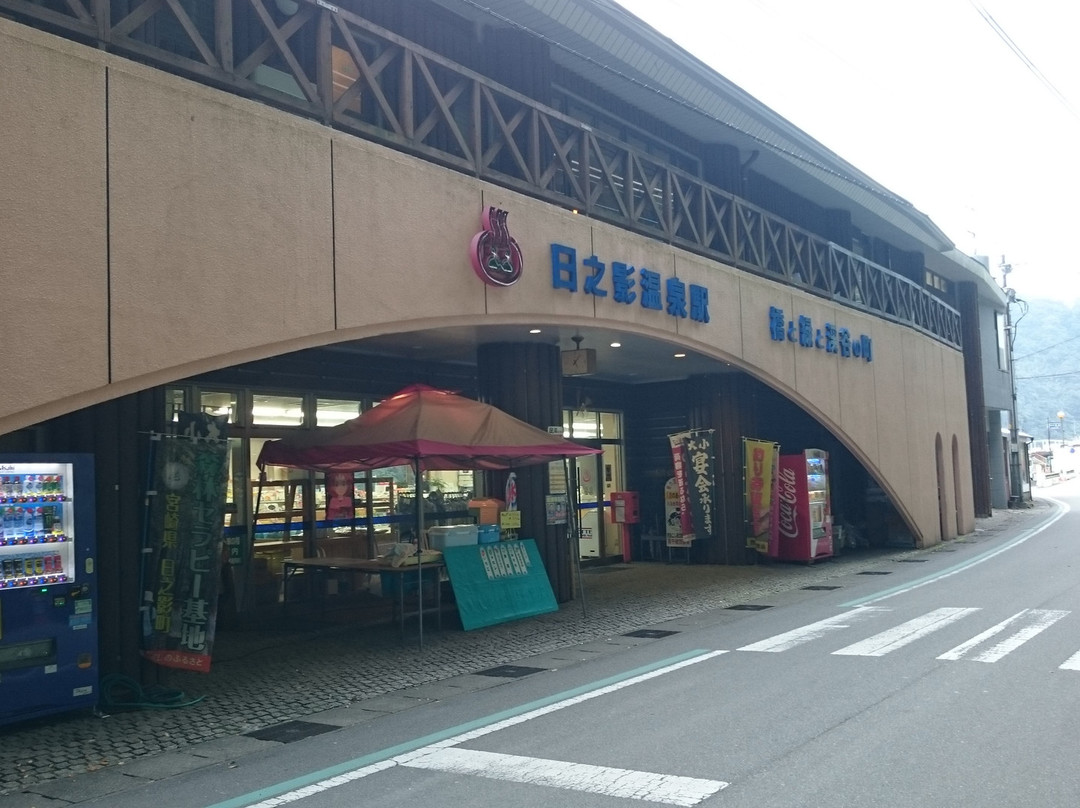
(399, 748), (728, 806)
(1059, 650), (1080, 671)
(737, 607), (889, 653)
(938, 609), (1069, 663)
(832, 607), (980, 657)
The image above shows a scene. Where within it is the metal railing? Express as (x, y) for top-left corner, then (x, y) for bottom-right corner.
(3, 0), (961, 347)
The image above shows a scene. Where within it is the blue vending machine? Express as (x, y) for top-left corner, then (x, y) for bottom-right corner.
(0, 454), (97, 726)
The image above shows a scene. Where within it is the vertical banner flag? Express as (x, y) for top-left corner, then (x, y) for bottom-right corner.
(682, 429), (717, 540)
(664, 478), (683, 541)
(667, 432), (694, 541)
(744, 438), (779, 552)
(141, 413), (230, 673)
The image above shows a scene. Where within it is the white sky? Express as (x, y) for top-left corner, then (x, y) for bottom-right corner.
(614, 0), (1080, 302)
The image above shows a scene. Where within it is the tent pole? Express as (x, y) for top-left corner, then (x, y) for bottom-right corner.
(415, 457), (424, 650)
(243, 468), (267, 615)
(565, 457), (587, 618)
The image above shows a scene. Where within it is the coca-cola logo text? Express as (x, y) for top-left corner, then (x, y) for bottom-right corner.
(777, 466), (799, 539)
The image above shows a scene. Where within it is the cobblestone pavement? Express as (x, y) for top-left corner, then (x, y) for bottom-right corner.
(0, 500), (1057, 801)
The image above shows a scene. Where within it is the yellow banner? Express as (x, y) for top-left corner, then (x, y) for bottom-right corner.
(743, 438), (778, 551)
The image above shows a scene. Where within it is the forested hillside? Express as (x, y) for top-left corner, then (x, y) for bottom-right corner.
(1011, 297), (1080, 441)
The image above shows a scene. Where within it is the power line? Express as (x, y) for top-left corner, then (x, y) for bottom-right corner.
(1016, 369), (1080, 380)
(968, 0), (1080, 122)
(1013, 333), (1080, 361)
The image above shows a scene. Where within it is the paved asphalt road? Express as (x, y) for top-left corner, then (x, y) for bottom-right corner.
(38, 483), (1079, 808)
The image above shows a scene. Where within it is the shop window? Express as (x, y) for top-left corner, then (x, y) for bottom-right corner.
(599, 411), (622, 439)
(563, 409), (622, 440)
(565, 409), (599, 439)
(316, 398), (364, 427)
(201, 390), (238, 424)
(996, 311), (1008, 370)
(165, 387), (187, 423)
(249, 437), (308, 548)
(223, 437), (244, 527)
(251, 394), (304, 427)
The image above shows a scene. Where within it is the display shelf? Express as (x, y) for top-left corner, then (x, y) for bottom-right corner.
(0, 463), (76, 588)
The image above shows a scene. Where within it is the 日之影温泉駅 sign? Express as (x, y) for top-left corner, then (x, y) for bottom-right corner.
(550, 243), (710, 325)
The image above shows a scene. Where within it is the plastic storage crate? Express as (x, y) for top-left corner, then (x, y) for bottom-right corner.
(427, 525), (477, 550)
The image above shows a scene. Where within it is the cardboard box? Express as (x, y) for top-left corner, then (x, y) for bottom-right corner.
(468, 498), (505, 524)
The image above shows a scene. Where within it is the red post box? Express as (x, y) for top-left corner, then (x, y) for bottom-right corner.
(610, 492), (639, 561)
(610, 491), (640, 524)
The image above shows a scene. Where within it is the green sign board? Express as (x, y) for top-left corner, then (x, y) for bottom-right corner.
(442, 539), (558, 630)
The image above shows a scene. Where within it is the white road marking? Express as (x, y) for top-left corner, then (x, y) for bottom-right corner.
(399, 747), (726, 806)
(737, 607), (888, 653)
(1059, 649), (1080, 671)
(241, 650), (730, 808)
(248, 761), (397, 806)
(938, 609), (1069, 663)
(832, 607), (980, 657)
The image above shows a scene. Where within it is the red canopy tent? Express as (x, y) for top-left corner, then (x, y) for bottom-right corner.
(255, 385), (599, 644)
(257, 384), (599, 473)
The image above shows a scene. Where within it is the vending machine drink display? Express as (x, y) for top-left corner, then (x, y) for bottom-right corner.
(770, 449), (833, 563)
(0, 454), (97, 726)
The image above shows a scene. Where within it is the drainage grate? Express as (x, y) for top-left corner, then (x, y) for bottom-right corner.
(623, 629), (680, 638)
(582, 567), (628, 575)
(896, 559), (928, 563)
(802, 585), (841, 591)
(726, 604), (773, 611)
(244, 721), (337, 744)
(857, 571), (893, 575)
(475, 664), (547, 678)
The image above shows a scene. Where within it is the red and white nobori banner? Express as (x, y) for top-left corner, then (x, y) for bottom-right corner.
(667, 432), (694, 545)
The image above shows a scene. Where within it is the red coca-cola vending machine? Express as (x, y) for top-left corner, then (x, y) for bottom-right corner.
(769, 449), (832, 563)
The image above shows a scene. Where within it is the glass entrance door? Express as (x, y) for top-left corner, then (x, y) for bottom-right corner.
(564, 409), (624, 560)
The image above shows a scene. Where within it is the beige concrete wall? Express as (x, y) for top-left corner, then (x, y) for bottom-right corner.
(107, 68), (335, 385)
(0, 18), (974, 545)
(0, 24), (108, 424)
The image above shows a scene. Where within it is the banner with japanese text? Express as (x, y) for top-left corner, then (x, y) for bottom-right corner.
(667, 432), (694, 546)
(743, 438), (779, 553)
(681, 429), (717, 540)
(141, 414), (229, 673)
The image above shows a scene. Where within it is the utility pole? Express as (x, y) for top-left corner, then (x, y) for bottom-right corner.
(1001, 257), (1024, 506)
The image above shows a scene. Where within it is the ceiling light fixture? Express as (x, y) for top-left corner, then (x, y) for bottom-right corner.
(529, 328), (542, 334)
(610, 341), (621, 348)
(674, 352), (687, 358)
